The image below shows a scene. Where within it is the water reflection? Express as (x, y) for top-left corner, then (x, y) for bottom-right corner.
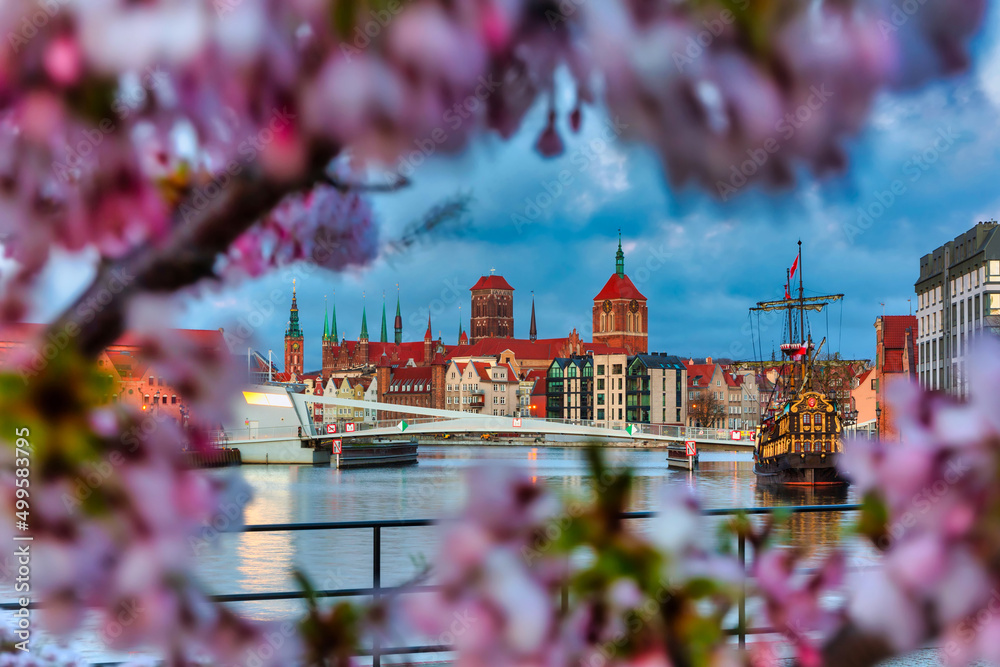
(754, 484), (853, 557)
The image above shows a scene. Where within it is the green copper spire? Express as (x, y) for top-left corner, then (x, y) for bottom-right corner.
(322, 296), (330, 342)
(285, 279), (303, 338)
(458, 306), (463, 344)
(360, 301), (369, 341)
(394, 286), (403, 345)
(380, 292), (388, 343)
(331, 292), (338, 343)
(615, 229), (625, 278)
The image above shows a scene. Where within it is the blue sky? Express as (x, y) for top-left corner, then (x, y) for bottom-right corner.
(24, 6), (1000, 372)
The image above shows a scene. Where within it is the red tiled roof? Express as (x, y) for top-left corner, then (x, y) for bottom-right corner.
(447, 337), (626, 361)
(524, 368), (547, 382)
(685, 364), (718, 387)
(883, 350), (905, 374)
(470, 275), (514, 291)
(388, 366), (433, 394)
(471, 361), (492, 379)
(881, 316), (917, 350)
(855, 368), (874, 385)
(594, 274), (647, 301)
(391, 366), (433, 380)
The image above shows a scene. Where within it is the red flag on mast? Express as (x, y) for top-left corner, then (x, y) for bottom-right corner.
(789, 255), (799, 281)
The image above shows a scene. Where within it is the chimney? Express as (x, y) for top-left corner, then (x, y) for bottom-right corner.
(706, 357), (713, 364)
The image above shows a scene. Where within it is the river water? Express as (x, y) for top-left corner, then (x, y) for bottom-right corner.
(25, 445), (880, 662)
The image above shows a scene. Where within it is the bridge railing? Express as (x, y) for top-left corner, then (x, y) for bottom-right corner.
(210, 425), (304, 443)
(310, 417), (751, 443)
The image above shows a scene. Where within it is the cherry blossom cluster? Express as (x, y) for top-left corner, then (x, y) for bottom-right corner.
(838, 338), (1000, 665)
(0, 0), (988, 318)
(398, 457), (748, 667)
(0, 334), (300, 665)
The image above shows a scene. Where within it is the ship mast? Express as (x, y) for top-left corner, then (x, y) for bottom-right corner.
(750, 243), (843, 404)
(798, 241), (805, 393)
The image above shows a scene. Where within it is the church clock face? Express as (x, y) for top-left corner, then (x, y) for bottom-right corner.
(292, 343), (299, 351)
(602, 300), (612, 313)
(628, 299), (639, 313)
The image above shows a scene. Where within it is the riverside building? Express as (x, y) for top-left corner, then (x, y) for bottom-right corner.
(915, 221), (1000, 396)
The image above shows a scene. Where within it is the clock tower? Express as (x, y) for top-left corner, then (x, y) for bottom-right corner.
(592, 233), (648, 353)
(284, 280), (304, 379)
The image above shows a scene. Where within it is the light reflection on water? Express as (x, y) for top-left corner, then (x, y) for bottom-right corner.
(197, 446), (875, 623)
(16, 445), (879, 661)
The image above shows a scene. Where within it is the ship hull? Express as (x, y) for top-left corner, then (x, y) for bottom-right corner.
(754, 452), (848, 486)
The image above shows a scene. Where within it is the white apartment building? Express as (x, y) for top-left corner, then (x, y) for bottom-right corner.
(915, 222), (1000, 396)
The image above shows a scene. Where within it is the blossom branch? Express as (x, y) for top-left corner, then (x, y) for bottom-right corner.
(46, 142), (341, 358)
(323, 172), (411, 193)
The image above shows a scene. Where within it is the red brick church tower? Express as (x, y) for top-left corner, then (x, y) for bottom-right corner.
(284, 280), (304, 378)
(592, 233), (648, 353)
(469, 271), (514, 342)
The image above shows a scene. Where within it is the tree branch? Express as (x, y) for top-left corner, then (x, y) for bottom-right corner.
(47, 143), (340, 358)
(323, 172), (410, 193)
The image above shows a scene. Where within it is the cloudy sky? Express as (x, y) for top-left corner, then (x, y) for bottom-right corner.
(26, 6), (1000, 372)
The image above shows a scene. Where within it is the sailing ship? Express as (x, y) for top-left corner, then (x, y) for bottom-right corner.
(751, 242), (848, 486)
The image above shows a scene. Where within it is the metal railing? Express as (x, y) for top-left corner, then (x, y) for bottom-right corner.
(0, 504), (862, 664)
(211, 417), (761, 445)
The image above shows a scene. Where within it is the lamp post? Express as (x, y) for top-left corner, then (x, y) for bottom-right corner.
(875, 404), (882, 439)
(154, 391), (160, 416)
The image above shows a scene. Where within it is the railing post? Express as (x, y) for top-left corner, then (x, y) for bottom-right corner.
(373, 526), (381, 667)
(738, 532), (746, 650)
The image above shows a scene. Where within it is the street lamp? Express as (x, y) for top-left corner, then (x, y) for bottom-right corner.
(154, 391), (160, 416)
(875, 404), (882, 438)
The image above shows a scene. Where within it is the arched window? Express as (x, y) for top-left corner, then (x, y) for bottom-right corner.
(600, 313), (606, 332)
(609, 312), (615, 330)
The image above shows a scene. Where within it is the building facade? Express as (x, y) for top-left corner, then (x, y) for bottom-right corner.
(375, 359), (447, 423)
(915, 221), (1000, 396)
(444, 359), (520, 415)
(626, 354), (687, 426)
(874, 315), (917, 440)
(685, 360), (727, 427)
(592, 237), (649, 354)
(545, 357), (594, 421)
(592, 352), (629, 428)
(469, 274), (515, 342)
